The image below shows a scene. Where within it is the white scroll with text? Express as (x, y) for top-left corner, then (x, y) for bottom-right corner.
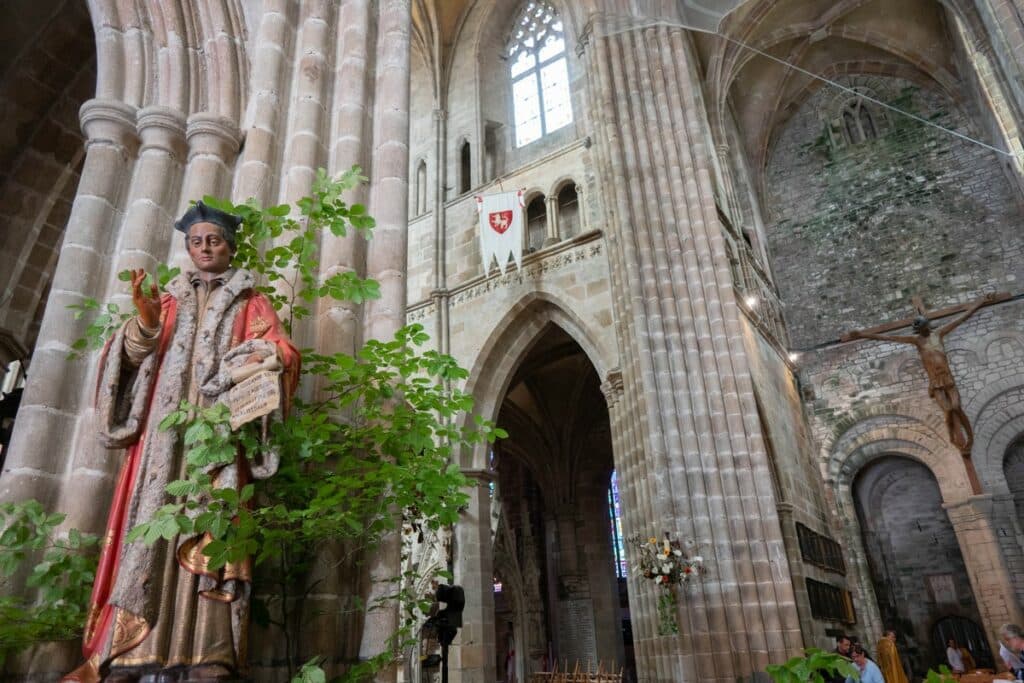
(477, 190), (524, 275)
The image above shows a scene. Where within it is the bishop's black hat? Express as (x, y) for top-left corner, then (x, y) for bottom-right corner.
(174, 200), (243, 246)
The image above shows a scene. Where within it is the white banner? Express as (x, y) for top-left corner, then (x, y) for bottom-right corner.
(477, 190), (524, 275)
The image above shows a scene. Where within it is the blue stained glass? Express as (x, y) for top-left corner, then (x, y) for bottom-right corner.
(609, 470), (627, 578)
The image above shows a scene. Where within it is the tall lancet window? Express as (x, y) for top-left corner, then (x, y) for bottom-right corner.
(508, 0), (573, 147)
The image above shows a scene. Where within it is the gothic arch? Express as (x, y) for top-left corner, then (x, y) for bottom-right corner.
(460, 292), (613, 469)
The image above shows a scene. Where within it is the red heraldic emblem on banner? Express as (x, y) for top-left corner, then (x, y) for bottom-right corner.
(477, 190), (524, 274)
(489, 210), (513, 234)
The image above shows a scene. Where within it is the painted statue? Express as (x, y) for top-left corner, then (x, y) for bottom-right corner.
(64, 202), (300, 682)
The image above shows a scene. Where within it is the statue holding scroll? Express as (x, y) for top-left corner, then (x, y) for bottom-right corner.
(63, 202), (300, 682)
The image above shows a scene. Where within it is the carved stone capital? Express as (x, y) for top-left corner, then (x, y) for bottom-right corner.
(186, 112), (243, 162)
(600, 368), (624, 406)
(136, 106), (188, 160)
(79, 98), (139, 151)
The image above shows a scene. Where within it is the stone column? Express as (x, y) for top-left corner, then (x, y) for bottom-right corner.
(452, 469), (498, 683)
(580, 16), (802, 681)
(56, 105), (187, 531)
(543, 194), (560, 247)
(320, 0), (372, 360)
(105, 106), (187, 308)
(359, 1), (412, 679)
(575, 183), (589, 234)
(234, 0), (297, 205)
(945, 494), (1024, 663)
(0, 99), (137, 520)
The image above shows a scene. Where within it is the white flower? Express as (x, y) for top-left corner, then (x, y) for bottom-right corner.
(661, 564), (672, 574)
(692, 556), (703, 563)
(673, 549), (682, 556)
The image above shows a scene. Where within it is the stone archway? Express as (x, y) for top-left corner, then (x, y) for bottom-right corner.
(852, 455), (986, 676)
(489, 323), (633, 681)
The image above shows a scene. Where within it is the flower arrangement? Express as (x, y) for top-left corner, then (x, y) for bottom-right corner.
(629, 534), (705, 635)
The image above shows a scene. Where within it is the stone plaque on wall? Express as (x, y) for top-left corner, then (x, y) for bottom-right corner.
(926, 574), (957, 605)
(558, 599), (597, 668)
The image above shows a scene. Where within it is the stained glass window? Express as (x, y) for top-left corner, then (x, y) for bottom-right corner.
(508, 1), (573, 147)
(609, 470), (627, 578)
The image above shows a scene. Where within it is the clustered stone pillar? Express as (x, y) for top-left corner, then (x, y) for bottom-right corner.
(359, 1), (413, 679)
(0, 99), (138, 531)
(579, 11), (803, 681)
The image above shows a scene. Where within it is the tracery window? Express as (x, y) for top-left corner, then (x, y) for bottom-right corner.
(839, 96), (883, 146)
(508, 1), (573, 147)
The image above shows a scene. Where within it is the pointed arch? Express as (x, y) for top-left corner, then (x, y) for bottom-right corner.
(460, 292), (612, 469)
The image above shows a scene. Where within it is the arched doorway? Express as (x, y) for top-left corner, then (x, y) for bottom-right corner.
(490, 324), (634, 681)
(1004, 437), (1024, 524)
(853, 456), (986, 677)
(932, 616), (993, 671)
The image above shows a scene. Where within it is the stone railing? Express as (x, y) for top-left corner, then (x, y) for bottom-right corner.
(722, 220), (790, 347)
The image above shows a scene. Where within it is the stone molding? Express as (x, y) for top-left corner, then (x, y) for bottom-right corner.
(136, 106), (188, 159)
(186, 112), (243, 162)
(407, 230), (604, 321)
(79, 98), (139, 151)
(461, 468), (498, 485)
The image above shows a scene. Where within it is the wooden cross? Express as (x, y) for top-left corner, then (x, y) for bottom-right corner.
(844, 292), (1009, 495)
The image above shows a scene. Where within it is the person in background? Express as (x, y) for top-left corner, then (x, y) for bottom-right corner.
(947, 638), (965, 674)
(877, 629), (909, 683)
(999, 624), (1024, 677)
(827, 635), (854, 683)
(960, 644), (976, 672)
(848, 644), (884, 683)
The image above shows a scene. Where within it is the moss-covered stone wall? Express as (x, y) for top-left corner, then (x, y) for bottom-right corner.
(765, 76), (1023, 348)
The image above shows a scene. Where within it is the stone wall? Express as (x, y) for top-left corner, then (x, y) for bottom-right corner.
(765, 76), (1024, 348)
(741, 316), (856, 648)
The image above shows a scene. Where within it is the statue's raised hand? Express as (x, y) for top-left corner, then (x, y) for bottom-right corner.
(131, 268), (161, 329)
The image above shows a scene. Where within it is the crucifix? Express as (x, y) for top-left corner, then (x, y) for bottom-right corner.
(842, 292), (1008, 495)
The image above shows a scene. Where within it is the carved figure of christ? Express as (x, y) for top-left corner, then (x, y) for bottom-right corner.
(842, 293), (1005, 495)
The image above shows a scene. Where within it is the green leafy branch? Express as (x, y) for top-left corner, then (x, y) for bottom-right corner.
(66, 263), (180, 359)
(202, 167), (378, 335)
(0, 500), (98, 666)
(766, 649), (859, 683)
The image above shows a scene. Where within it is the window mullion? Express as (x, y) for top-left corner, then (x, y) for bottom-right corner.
(533, 49), (547, 136)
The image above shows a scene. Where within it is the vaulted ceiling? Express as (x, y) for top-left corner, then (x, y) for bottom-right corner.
(412, 0), (972, 181)
(696, 0), (968, 174)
